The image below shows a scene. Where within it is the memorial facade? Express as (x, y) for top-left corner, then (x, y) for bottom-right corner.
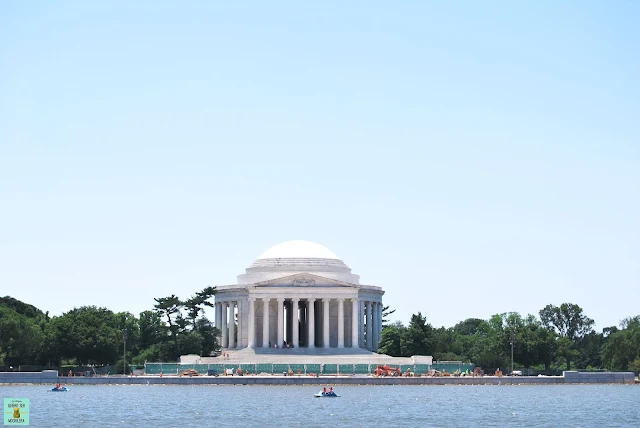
(214, 240), (385, 352)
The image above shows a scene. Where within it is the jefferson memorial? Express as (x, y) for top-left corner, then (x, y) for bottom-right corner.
(214, 240), (385, 353)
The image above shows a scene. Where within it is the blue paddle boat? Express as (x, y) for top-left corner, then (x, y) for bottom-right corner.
(314, 390), (339, 397)
(50, 386), (69, 392)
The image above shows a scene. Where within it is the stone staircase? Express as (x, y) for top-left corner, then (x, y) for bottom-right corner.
(201, 347), (415, 365)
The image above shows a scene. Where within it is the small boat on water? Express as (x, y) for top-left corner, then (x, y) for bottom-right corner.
(314, 390), (339, 397)
(50, 386), (69, 392)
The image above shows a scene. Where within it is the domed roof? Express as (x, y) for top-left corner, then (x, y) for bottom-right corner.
(257, 240), (339, 260)
(238, 240), (360, 284)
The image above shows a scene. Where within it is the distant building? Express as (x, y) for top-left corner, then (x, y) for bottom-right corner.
(214, 240), (385, 352)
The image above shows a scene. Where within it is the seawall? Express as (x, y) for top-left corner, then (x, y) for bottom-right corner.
(0, 370), (635, 385)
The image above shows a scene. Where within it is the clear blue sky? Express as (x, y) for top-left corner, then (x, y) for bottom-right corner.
(1, 1), (638, 330)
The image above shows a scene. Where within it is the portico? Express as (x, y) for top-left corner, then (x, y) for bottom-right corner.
(214, 241), (384, 353)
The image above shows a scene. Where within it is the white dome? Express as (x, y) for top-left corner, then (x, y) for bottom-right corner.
(257, 240), (339, 260)
(238, 240), (359, 284)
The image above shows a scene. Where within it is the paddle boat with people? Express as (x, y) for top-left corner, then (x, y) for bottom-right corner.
(314, 387), (339, 397)
(50, 384), (69, 392)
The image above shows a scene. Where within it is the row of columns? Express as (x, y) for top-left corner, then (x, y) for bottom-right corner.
(361, 300), (383, 351)
(216, 297), (382, 351)
(251, 297), (358, 349)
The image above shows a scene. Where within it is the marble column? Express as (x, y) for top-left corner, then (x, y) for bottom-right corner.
(337, 298), (345, 348)
(371, 302), (378, 352)
(366, 301), (373, 350)
(247, 298), (255, 348)
(277, 298), (284, 349)
(237, 300), (243, 348)
(376, 302), (382, 351)
(262, 298), (270, 348)
(215, 302), (221, 339)
(375, 302), (381, 351)
(217, 302), (223, 346)
(300, 302), (307, 347)
(360, 300), (365, 348)
(308, 298), (315, 348)
(351, 298), (359, 348)
(373, 301), (379, 351)
(221, 302), (228, 348)
(228, 302), (236, 349)
(292, 298), (300, 348)
(323, 298), (330, 348)
(286, 301), (292, 345)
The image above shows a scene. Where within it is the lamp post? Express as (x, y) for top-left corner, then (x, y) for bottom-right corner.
(510, 330), (516, 376)
(122, 329), (127, 375)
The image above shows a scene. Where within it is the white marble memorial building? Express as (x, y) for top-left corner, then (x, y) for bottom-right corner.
(214, 241), (385, 352)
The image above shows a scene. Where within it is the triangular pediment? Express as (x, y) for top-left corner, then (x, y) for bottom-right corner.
(253, 273), (359, 288)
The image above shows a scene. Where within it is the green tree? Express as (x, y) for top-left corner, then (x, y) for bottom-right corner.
(132, 345), (161, 365)
(515, 314), (558, 371)
(153, 295), (183, 350)
(448, 318), (487, 363)
(482, 313), (522, 372)
(138, 310), (166, 350)
(0, 306), (45, 366)
(461, 317), (508, 373)
(539, 303), (594, 370)
(432, 327), (462, 361)
(381, 305), (396, 328)
(535, 325), (559, 372)
(177, 330), (204, 355)
(47, 306), (121, 365)
(401, 313), (435, 357)
(195, 317), (220, 357)
(575, 331), (604, 369)
(115, 312), (140, 370)
(378, 321), (404, 356)
(602, 316), (640, 371)
(453, 318), (485, 336)
(0, 296), (46, 320)
(184, 286), (217, 329)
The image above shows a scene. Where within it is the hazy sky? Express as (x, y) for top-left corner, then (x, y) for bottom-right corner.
(1, 1), (638, 330)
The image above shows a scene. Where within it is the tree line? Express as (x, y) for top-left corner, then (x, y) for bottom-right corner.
(0, 288), (219, 373)
(378, 303), (640, 373)
(1, 294), (639, 374)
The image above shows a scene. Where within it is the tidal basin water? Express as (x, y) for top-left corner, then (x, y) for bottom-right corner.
(2, 384), (639, 427)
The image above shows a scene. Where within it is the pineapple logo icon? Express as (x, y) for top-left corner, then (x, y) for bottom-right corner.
(12, 407), (20, 418)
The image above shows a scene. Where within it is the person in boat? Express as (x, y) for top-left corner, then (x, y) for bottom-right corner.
(322, 387), (327, 395)
(55, 383), (61, 389)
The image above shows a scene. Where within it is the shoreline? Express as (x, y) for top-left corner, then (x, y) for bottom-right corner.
(0, 371), (636, 386)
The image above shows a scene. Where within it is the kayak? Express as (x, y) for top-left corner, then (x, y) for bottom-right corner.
(50, 387), (70, 392)
(314, 392), (339, 397)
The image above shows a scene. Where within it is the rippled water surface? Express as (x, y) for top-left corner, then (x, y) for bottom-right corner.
(2, 384), (639, 427)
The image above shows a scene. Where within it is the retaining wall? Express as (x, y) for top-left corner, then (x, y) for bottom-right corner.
(0, 371), (635, 385)
(0, 370), (58, 384)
